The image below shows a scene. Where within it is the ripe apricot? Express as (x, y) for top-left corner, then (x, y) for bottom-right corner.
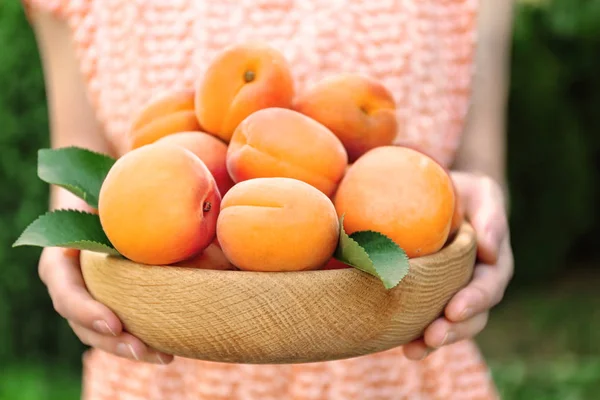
(227, 108), (348, 197)
(449, 180), (465, 238)
(216, 177), (339, 272)
(294, 74), (398, 162)
(98, 143), (221, 265)
(156, 131), (235, 196)
(174, 243), (235, 270)
(127, 90), (202, 151)
(195, 42), (295, 142)
(333, 146), (455, 258)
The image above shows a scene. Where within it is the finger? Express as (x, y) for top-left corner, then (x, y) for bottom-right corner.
(451, 173), (508, 264)
(41, 249), (122, 336)
(69, 322), (173, 365)
(402, 337), (431, 361)
(445, 237), (513, 322)
(468, 177), (508, 264)
(422, 312), (489, 349)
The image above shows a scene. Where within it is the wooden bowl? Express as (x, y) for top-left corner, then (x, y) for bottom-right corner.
(80, 223), (476, 364)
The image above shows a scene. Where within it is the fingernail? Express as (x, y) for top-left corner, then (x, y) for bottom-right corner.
(93, 320), (116, 336)
(440, 331), (456, 346)
(419, 348), (433, 360)
(156, 353), (168, 365)
(460, 307), (473, 320)
(117, 343), (139, 361)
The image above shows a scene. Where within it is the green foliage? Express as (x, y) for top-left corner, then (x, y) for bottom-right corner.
(38, 147), (116, 208)
(14, 147), (120, 254)
(0, 2), (86, 367)
(506, 0), (600, 283)
(14, 209), (119, 255)
(335, 216), (410, 289)
(0, 363), (81, 400)
(478, 276), (600, 400)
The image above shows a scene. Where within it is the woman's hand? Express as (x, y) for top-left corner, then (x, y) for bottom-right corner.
(39, 246), (174, 365)
(403, 171), (514, 360)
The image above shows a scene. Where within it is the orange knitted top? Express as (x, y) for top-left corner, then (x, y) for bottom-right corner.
(25, 1), (499, 399)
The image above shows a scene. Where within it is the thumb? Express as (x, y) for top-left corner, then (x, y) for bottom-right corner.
(472, 208), (505, 265)
(453, 173), (507, 265)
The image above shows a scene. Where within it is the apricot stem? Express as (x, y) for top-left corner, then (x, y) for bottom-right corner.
(244, 70), (256, 83)
(203, 201), (212, 212)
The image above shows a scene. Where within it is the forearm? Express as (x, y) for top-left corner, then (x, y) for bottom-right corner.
(31, 9), (114, 211)
(452, 0), (515, 191)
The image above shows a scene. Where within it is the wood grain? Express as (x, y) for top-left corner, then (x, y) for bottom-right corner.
(80, 223), (476, 364)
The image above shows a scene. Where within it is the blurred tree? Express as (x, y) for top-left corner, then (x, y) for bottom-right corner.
(0, 2), (86, 367)
(507, 0), (600, 284)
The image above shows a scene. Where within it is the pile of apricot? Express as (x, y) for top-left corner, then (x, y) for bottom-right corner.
(98, 42), (463, 272)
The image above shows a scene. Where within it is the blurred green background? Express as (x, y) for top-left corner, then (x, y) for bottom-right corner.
(1, 0), (599, 399)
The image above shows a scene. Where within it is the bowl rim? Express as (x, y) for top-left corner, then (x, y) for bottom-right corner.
(83, 222), (475, 277)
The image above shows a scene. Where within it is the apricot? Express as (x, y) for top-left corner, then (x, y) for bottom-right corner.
(156, 131), (235, 196)
(174, 243), (236, 270)
(227, 108), (348, 197)
(98, 143), (221, 265)
(127, 90), (202, 151)
(293, 74), (398, 162)
(333, 146), (455, 258)
(449, 180), (465, 238)
(195, 42), (295, 142)
(216, 177), (339, 272)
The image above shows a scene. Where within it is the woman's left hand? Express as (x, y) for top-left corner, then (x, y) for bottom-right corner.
(403, 171), (514, 360)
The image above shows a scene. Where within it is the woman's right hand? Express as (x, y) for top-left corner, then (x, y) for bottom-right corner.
(39, 246), (173, 365)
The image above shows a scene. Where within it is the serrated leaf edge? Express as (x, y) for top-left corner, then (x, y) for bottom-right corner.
(351, 229), (411, 289)
(335, 215), (386, 282)
(55, 183), (89, 202)
(12, 208), (118, 256)
(38, 146), (117, 162)
(14, 209), (79, 247)
(37, 147), (116, 208)
(59, 239), (120, 256)
(336, 214), (411, 290)
(340, 232), (386, 281)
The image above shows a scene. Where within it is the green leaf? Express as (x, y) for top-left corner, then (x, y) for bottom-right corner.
(334, 215), (410, 290)
(13, 209), (119, 255)
(38, 147), (116, 208)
